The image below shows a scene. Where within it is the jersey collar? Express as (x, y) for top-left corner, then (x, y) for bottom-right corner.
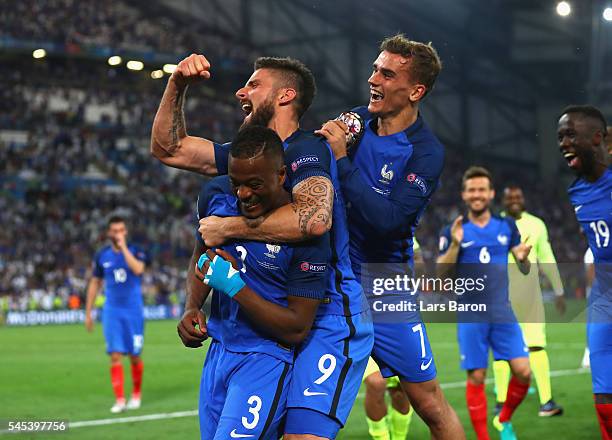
(283, 128), (305, 148)
(368, 113), (423, 139)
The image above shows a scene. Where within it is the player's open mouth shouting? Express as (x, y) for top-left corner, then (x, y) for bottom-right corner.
(561, 148), (579, 170)
(241, 100), (253, 119)
(370, 88), (383, 104)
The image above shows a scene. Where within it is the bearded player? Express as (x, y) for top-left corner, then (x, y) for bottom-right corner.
(437, 167), (532, 440)
(557, 105), (612, 439)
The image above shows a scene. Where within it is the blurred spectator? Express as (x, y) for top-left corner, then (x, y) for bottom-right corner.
(0, 0), (255, 63)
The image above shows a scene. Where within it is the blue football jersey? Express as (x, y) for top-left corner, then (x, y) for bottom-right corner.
(568, 166), (612, 319)
(439, 215), (521, 310)
(338, 107), (445, 276)
(93, 244), (149, 309)
(214, 130), (368, 317)
(197, 176), (331, 363)
(569, 167), (612, 263)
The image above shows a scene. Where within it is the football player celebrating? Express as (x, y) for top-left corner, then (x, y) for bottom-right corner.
(178, 126), (330, 439)
(557, 105), (612, 439)
(315, 35), (464, 439)
(492, 184), (565, 417)
(85, 216), (149, 413)
(437, 167), (532, 440)
(152, 55), (374, 440)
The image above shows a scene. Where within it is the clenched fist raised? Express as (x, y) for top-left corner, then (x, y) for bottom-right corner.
(171, 54), (211, 89)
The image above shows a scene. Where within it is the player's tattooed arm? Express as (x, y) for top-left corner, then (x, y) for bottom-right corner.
(198, 176), (334, 245)
(150, 54), (218, 175)
(177, 241), (210, 348)
(291, 176), (334, 238)
(169, 87), (187, 150)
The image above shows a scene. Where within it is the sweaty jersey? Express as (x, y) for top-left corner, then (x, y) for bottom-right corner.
(568, 166), (612, 321)
(92, 244), (149, 309)
(214, 130), (368, 317)
(338, 107), (445, 276)
(439, 215), (521, 316)
(197, 176), (330, 363)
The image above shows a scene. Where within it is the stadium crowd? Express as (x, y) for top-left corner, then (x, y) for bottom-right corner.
(0, 0), (255, 63)
(0, 58), (244, 313)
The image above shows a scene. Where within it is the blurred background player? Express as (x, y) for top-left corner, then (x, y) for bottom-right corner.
(85, 216), (149, 413)
(492, 185), (565, 417)
(557, 105), (612, 439)
(178, 126), (328, 439)
(437, 166), (532, 440)
(362, 239), (423, 440)
(316, 34), (465, 440)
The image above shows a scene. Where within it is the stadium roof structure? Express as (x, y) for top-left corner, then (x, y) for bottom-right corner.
(161, 0), (612, 180)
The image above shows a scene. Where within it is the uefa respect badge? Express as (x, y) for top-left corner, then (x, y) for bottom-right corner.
(335, 111), (365, 151)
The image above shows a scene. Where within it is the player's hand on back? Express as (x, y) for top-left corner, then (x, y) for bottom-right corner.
(171, 54), (211, 89)
(450, 215), (464, 245)
(177, 307), (208, 348)
(315, 120), (349, 160)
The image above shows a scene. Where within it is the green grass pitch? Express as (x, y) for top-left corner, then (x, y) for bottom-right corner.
(0, 316), (599, 439)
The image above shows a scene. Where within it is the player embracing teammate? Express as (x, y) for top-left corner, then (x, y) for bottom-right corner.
(316, 35), (464, 439)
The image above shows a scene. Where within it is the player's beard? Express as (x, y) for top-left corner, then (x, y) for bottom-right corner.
(469, 201), (489, 217)
(241, 98), (275, 130)
(575, 150), (597, 177)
